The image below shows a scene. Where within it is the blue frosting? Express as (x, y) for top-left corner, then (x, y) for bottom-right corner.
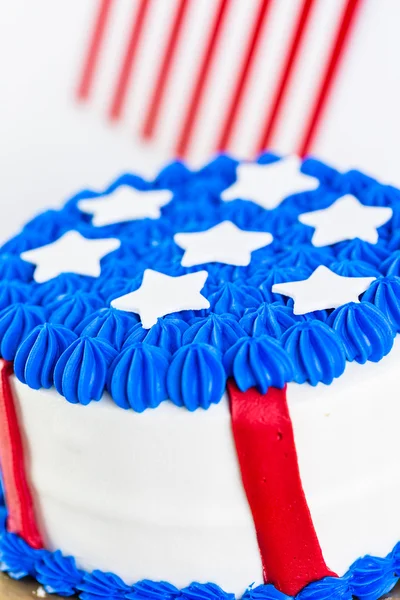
(77, 307), (136, 350)
(224, 336), (293, 394)
(33, 273), (93, 304)
(181, 583), (235, 600)
(0, 156), (399, 409)
(1, 522), (400, 600)
(101, 275), (143, 304)
(126, 579), (180, 600)
(0, 532), (42, 579)
(240, 303), (303, 339)
(281, 321), (346, 386)
(243, 584), (290, 600)
(277, 246), (333, 270)
(123, 318), (188, 354)
(182, 314), (245, 353)
(0, 304), (46, 361)
(14, 323), (78, 389)
(256, 267), (311, 304)
(381, 250), (400, 276)
(79, 570), (133, 599)
(48, 292), (104, 330)
(362, 276), (400, 332)
(336, 239), (390, 267)
(329, 259), (380, 278)
(208, 283), (262, 317)
(328, 302), (394, 363)
(0, 281), (31, 310)
(36, 550), (84, 596)
(167, 344), (226, 410)
(107, 343), (169, 411)
(54, 337), (117, 405)
(0, 254), (35, 282)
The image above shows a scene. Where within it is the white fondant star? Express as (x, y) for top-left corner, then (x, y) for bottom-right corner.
(111, 269), (210, 328)
(221, 155), (319, 209)
(271, 265), (376, 315)
(174, 221), (273, 267)
(21, 231), (120, 283)
(77, 185), (173, 226)
(298, 194), (393, 247)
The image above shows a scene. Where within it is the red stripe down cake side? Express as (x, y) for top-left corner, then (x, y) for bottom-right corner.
(227, 379), (336, 597)
(0, 360), (43, 549)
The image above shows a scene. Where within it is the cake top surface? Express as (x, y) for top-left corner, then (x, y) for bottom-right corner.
(3, 153), (400, 411)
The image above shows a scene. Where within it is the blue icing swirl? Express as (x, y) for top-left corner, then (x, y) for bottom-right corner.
(107, 343), (169, 411)
(243, 584), (291, 600)
(300, 157), (339, 187)
(336, 238), (389, 267)
(221, 200), (270, 231)
(381, 250), (400, 276)
(224, 335), (293, 394)
(0, 254), (35, 282)
(123, 318), (188, 354)
(240, 303), (303, 338)
(153, 160), (192, 189)
(167, 344), (226, 410)
(77, 307), (136, 350)
(100, 259), (147, 281)
(276, 223), (314, 250)
(362, 276), (400, 332)
(33, 273), (94, 304)
(349, 555), (398, 600)
(205, 264), (248, 287)
(329, 259), (380, 278)
(255, 266), (311, 304)
(0, 281), (31, 310)
(14, 323), (78, 389)
(0, 303), (46, 361)
(182, 314), (245, 353)
(101, 275), (143, 304)
(208, 282), (262, 318)
(197, 154), (238, 189)
(54, 337), (117, 405)
(277, 245), (333, 270)
(328, 302), (394, 363)
(128, 579), (180, 600)
(79, 570), (132, 599)
(281, 321), (346, 386)
(22, 209), (77, 243)
(286, 299), (328, 322)
(48, 292), (104, 330)
(0, 532), (43, 579)
(36, 550), (83, 596)
(0, 232), (44, 254)
(181, 582), (235, 600)
(296, 574), (352, 600)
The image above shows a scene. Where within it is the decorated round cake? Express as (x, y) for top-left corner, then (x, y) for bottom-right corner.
(0, 154), (399, 600)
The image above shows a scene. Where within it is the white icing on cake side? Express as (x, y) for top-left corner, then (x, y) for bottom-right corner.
(11, 338), (400, 592)
(287, 336), (400, 577)
(12, 379), (263, 595)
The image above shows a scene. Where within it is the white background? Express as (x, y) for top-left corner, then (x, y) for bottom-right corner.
(0, 0), (399, 244)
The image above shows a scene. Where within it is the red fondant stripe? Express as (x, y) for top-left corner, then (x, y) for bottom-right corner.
(297, 0), (363, 157)
(227, 380), (335, 596)
(175, 0), (231, 158)
(216, 0), (273, 152)
(0, 361), (43, 549)
(142, 0), (191, 140)
(109, 0), (152, 121)
(256, 0), (316, 153)
(77, 0), (114, 100)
